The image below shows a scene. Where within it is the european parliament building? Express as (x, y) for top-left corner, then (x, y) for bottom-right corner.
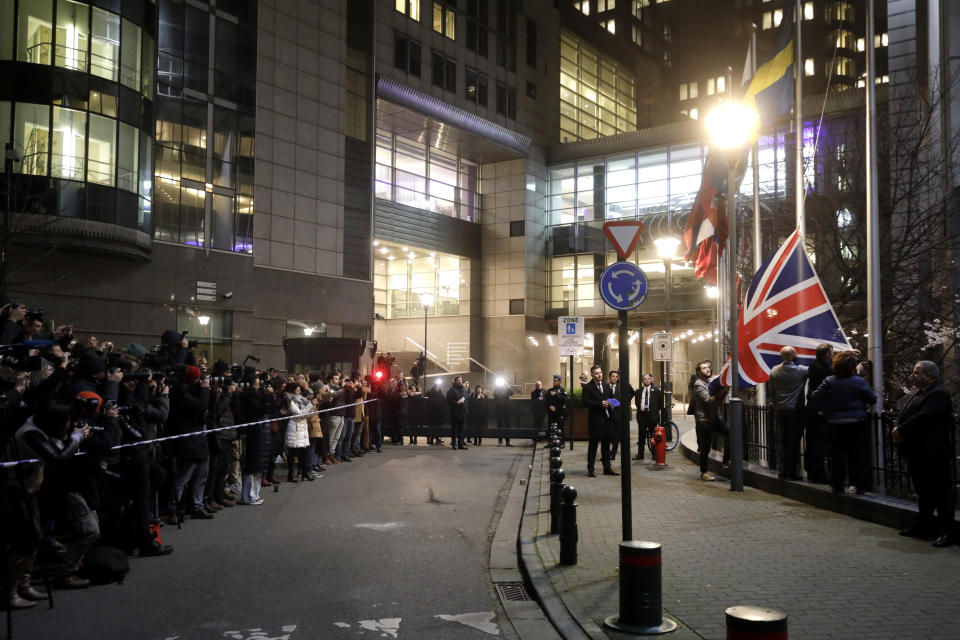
(3, 0), (956, 388)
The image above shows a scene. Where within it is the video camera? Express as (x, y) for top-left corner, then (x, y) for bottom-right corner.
(0, 339), (57, 371)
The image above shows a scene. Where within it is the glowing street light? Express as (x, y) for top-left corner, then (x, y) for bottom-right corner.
(704, 97), (758, 493)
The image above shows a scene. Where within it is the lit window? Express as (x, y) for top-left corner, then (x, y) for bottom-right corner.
(762, 12), (772, 30)
(874, 32), (888, 48)
(396, 0), (420, 21)
(605, 19), (616, 34)
(90, 7), (120, 81)
(689, 107), (698, 120)
(804, 58), (814, 76)
(804, 1), (814, 19)
(856, 37), (864, 51)
(574, 1), (590, 16)
(51, 106), (86, 181)
(679, 84), (687, 101)
(706, 78), (715, 95)
(87, 113), (116, 185)
(688, 81), (698, 99)
(773, 9), (782, 26)
(433, 2), (455, 40)
(716, 76), (726, 93)
(56, 0), (90, 73)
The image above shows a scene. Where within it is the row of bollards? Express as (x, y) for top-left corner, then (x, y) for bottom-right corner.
(543, 424), (788, 637)
(545, 423), (578, 566)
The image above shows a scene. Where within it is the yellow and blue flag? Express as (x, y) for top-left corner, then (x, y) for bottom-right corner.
(742, 9), (795, 130)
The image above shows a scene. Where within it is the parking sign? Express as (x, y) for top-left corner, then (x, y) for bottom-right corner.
(558, 316), (584, 356)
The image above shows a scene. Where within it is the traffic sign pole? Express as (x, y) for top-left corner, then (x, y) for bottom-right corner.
(618, 305), (632, 543)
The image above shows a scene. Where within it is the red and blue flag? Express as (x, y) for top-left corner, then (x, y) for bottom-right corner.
(720, 228), (852, 388)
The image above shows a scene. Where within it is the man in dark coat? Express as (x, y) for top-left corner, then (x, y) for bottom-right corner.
(804, 344), (833, 482)
(607, 370), (634, 462)
(446, 376), (469, 450)
(581, 364), (617, 477)
(634, 373), (663, 460)
(165, 365), (212, 521)
(530, 381), (546, 431)
(892, 360), (956, 547)
(544, 374), (568, 436)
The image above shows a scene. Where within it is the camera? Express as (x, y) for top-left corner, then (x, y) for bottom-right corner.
(122, 370), (152, 382)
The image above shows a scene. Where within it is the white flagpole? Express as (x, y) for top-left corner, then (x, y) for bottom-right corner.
(795, 0), (804, 240)
(750, 27), (765, 409)
(865, 0), (884, 492)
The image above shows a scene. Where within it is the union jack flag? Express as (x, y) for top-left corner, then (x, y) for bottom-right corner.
(720, 228), (852, 388)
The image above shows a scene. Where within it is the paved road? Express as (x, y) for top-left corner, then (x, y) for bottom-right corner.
(17, 443), (529, 640)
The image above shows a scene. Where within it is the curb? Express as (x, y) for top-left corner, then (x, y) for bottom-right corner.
(490, 449), (563, 640)
(677, 427), (921, 530)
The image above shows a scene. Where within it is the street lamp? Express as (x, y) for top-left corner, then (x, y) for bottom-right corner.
(653, 235), (681, 423)
(706, 97), (758, 493)
(420, 292), (434, 436)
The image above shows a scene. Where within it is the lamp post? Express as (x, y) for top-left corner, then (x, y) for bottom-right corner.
(705, 100), (758, 493)
(420, 292), (434, 434)
(653, 235), (681, 423)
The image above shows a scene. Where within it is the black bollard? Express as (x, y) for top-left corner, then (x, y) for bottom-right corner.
(604, 541), (678, 634)
(549, 445), (562, 459)
(559, 485), (578, 565)
(550, 456), (562, 470)
(550, 467), (565, 534)
(725, 606), (788, 640)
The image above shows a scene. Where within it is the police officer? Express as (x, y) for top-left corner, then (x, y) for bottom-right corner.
(544, 374), (568, 438)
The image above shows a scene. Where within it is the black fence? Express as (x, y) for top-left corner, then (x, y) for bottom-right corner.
(390, 397), (547, 439)
(733, 405), (959, 502)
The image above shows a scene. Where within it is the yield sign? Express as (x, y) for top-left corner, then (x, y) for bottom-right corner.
(602, 220), (645, 260)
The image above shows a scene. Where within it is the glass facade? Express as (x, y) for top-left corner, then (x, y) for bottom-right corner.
(373, 242), (467, 319)
(375, 129), (482, 222)
(559, 31), (637, 142)
(154, 0), (256, 253)
(0, 0), (155, 233)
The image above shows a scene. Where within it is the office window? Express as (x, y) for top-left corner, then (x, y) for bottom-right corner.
(574, 1), (589, 15)
(120, 19), (142, 90)
(496, 82), (507, 115)
(598, 0), (616, 10)
(90, 7), (120, 81)
(495, 0), (516, 71)
(432, 51), (456, 92)
(396, 0), (421, 21)
(526, 81), (536, 98)
(804, 57), (814, 76)
(604, 19), (616, 34)
(679, 84), (687, 101)
(55, 0), (89, 72)
(688, 81), (698, 99)
(803, 1), (814, 19)
(432, 2), (455, 39)
(0, 1), (12, 60)
(18, 0), (53, 64)
(117, 121), (138, 192)
(465, 0), (488, 56)
(465, 67), (488, 107)
(632, 23), (641, 46)
(87, 113), (116, 185)
(14, 102), (50, 176)
(51, 106), (86, 181)
(706, 78), (715, 95)
(394, 34), (422, 77)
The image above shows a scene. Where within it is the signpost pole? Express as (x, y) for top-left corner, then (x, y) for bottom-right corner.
(618, 306), (631, 542)
(569, 354), (574, 450)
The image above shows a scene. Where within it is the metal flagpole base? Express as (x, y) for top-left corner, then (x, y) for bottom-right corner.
(603, 616), (678, 635)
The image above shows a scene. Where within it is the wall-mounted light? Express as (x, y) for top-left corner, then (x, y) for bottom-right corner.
(198, 315), (211, 326)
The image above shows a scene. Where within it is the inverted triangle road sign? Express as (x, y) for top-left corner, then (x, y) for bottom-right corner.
(602, 220), (645, 260)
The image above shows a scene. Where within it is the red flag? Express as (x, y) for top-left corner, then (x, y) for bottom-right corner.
(683, 154), (729, 284)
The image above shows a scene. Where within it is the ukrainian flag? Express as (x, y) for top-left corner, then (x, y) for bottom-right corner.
(743, 10), (795, 130)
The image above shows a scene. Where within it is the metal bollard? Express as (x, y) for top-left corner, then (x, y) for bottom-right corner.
(604, 541), (678, 634)
(725, 606), (788, 640)
(550, 456), (562, 471)
(549, 445), (562, 459)
(559, 485), (578, 565)
(550, 467), (565, 534)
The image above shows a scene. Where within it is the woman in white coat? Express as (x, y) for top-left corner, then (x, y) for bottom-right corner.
(283, 382), (315, 482)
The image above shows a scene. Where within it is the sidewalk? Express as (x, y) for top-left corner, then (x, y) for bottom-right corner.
(523, 418), (960, 640)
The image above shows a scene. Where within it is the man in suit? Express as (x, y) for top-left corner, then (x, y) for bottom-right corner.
(769, 346), (809, 481)
(892, 360), (956, 547)
(607, 370), (634, 461)
(581, 364), (618, 477)
(446, 376), (469, 450)
(634, 373), (663, 460)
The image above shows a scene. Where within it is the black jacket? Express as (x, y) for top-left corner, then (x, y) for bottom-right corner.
(635, 384), (663, 422)
(581, 379), (614, 439)
(168, 381), (210, 460)
(544, 386), (568, 420)
(896, 383), (953, 462)
(446, 385), (468, 421)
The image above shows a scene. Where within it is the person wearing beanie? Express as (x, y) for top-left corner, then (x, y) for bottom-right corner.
(125, 343), (147, 360)
(158, 330), (197, 367)
(165, 364), (212, 523)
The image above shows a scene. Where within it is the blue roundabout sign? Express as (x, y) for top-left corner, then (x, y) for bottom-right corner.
(598, 262), (649, 311)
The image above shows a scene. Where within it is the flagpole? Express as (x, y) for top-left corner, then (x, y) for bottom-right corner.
(750, 25), (765, 410)
(865, 0), (885, 480)
(725, 71), (744, 493)
(795, 0), (804, 239)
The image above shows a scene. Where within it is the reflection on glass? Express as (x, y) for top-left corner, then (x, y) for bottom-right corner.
(117, 121), (138, 192)
(87, 113), (116, 185)
(51, 106), (86, 180)
(91, 7), (120, 81)
(180, 185), (205, 247)
(120, 18), (141, 90)
(14, 102), (49, 176)
(55, 0), (88, 72)
(0, 0), (13, 60)
(18, 0), (53, 64)
(211, 193), (234, 251)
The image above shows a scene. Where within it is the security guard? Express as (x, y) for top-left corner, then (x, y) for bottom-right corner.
(544, 374), (568, 439)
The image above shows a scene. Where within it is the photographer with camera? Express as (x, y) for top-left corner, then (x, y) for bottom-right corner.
(206, 366), (239, 510)
(2, 401), (92, 607)
(164, 366), (212, 524)
(158, 330), (197, 368)
(238, 374), (270, 505)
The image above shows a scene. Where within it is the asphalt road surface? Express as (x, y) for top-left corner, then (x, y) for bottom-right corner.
(14, 442), (530, 640)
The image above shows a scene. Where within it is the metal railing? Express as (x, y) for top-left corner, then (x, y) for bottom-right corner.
(733, 404), (959, 503)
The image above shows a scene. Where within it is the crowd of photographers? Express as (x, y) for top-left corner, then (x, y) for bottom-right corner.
(0, 300), (385, 611)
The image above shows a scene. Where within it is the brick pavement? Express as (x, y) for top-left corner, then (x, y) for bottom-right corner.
(528, 419), (960, 640)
